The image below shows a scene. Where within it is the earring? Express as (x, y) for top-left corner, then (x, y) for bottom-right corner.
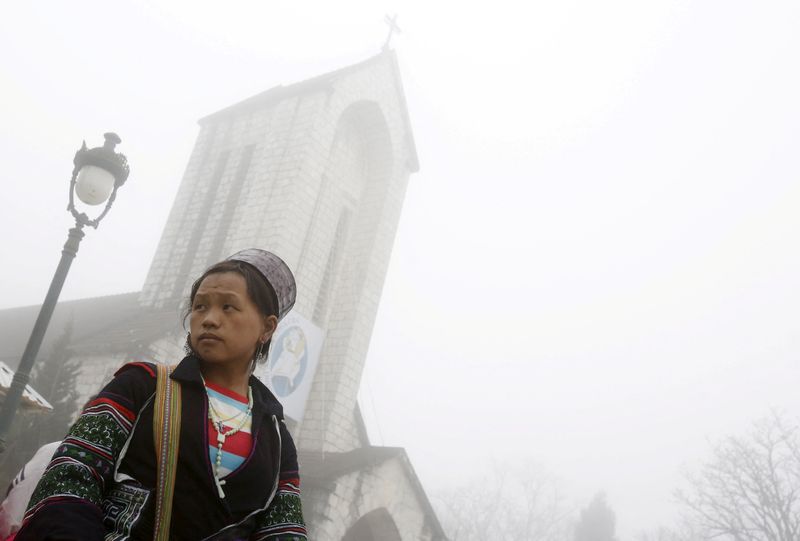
(254, 341), (267, 364)
(184, 333), (194, 356)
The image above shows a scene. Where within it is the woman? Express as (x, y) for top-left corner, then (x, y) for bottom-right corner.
(16, 249), (307, 540)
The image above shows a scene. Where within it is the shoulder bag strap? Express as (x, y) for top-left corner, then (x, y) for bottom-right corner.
(153, 363), (182, 541)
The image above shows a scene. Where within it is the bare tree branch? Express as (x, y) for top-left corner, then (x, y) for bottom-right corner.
(434, 461), (573, 541)
(676, 413), (800, 541)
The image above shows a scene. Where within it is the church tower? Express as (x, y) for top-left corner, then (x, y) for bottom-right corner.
(140, 50), (419, 454)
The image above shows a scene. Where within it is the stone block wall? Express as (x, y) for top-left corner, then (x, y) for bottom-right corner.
(70, 331), (186, 411)
(306, 455), (440, 541)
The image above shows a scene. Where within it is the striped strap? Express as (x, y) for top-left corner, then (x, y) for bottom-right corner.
(153, 364), (182, 541)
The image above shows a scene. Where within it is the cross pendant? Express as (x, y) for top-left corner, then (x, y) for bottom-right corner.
(217, 431), (226, 445)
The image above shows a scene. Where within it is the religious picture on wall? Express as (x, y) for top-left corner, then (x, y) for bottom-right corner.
(255, 312), (324, 421)
(268, 326), (307, 396)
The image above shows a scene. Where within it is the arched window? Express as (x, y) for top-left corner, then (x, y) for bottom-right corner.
(341, 508), (402, 541)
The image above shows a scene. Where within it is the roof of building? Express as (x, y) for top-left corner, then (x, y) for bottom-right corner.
(0, 361), (53, 411)
(199, 49), (419, 172)
(300, 445), (447, 539)
(0, 293), (180, 368)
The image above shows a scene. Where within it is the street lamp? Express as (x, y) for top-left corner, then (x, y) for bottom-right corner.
(0, 133), (129, 452)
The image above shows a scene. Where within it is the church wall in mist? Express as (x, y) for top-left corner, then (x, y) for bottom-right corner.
(138, 52), (418, 454)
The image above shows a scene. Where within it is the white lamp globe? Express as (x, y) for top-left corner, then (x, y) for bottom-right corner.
(75, 165), (115, 205)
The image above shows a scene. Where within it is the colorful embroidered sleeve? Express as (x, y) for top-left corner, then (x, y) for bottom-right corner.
(15, 363), (155, 541)
(251, 420), (307, 541)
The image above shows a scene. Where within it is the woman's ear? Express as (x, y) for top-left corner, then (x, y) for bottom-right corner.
(261, 315), (278, 342)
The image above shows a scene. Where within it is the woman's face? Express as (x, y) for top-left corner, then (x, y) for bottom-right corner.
(189, 271), (275, 368)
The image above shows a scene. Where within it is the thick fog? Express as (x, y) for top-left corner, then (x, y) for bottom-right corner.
(2, 1), (800, 538)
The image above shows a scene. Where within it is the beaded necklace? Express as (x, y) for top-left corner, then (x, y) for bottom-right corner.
(205, 383), (253, 498)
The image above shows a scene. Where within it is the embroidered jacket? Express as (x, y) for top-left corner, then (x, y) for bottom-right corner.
(16, 355), (307, 541)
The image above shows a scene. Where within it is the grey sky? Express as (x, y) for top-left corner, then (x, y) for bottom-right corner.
(2, 1), (800, 536)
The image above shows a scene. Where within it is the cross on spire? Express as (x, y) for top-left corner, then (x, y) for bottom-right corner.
(383, 14), (401, 51)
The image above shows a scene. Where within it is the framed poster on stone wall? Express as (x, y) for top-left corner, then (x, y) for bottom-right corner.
(254, 311), (324, 422)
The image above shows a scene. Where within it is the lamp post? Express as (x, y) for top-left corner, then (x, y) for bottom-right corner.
(0, 133), (129, 452)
